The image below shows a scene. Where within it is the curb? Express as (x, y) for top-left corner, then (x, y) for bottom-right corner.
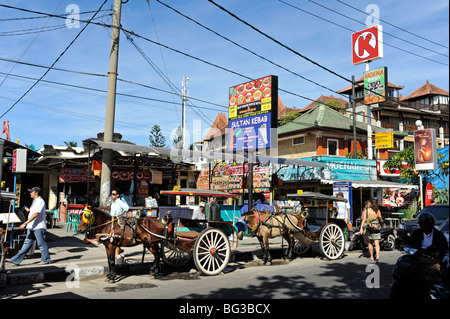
(4, 249), (271, 287)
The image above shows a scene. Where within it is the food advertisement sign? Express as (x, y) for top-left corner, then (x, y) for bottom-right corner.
(364, 67), (387, 105)
(228, 75), (278, 151)
(414, 129), (437, 170)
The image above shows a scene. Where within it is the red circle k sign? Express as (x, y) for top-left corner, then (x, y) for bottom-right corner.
(352, 25), (383, 65)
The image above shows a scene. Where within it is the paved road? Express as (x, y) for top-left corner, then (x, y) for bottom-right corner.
(1, 248), (402, 300)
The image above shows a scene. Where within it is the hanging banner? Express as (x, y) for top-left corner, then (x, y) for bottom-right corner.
(414, 129), (437, 170)
(228, 75), (278, 151)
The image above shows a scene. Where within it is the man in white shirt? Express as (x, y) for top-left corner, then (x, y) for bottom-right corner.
(7, 186), (51, 265)
(334, 192), (350, 223)
(110, 188), (130, 259)
(192, 202), (206, 220)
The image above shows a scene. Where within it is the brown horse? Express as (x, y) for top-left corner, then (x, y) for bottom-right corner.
(241, 209), (307, 265)
(77, 206), (164, 282)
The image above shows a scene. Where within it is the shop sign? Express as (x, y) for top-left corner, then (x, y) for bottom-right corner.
(228, 75), (278, 151)
(352, 25), (383, 65)
(278, 156), (377, 182)
(111, 170), (163, 184)
(197, 163), (270, 192)
(375, 130), (393, 149)
(59, 168), (94, 183)
(364, 66), (387, 105)
(377, 160), (408, 176)
(12, 149), (27, 173)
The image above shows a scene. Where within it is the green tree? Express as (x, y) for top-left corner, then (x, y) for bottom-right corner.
(383, 146), (449, 203)
(149, 124), (166, 147)
(278, 111), (301, 126)
(172, 126), (183, 149)
(64, 141), (77, 147)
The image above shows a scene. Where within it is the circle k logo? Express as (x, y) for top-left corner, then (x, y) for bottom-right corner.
(352, 25), (384, 65)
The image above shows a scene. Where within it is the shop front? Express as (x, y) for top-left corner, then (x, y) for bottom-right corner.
(275, 156), (413, 222)
(196, 162), (271, 203)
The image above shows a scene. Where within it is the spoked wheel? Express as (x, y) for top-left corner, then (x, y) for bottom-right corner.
(319, 223), (345, 260)
(193, 228), (231, 276)
(293, 239), (311, 256)
(161, 242), (192, 268)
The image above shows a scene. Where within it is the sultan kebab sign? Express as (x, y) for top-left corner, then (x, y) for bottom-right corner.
(228, 75), (278, 152)
(352, 25), (383, 65)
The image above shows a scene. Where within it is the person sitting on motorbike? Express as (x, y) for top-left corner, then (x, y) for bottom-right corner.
(408, 212), (448, 262)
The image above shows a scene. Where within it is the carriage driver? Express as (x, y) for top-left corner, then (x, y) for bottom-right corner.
(110, 188), (130, 258)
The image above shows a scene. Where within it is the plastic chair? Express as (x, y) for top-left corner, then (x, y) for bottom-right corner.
(50, 209), (59, 227)
(72, 213), (81, 234)
(66, 211), (78, 232)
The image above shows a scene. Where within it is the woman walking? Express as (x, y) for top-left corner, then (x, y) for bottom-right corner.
(359, 200), (384, 262)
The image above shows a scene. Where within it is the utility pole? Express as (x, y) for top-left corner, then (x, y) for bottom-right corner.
(181, 75), (189, 149)
(100, 0), (122, 206)
(352, 75), (357, 158)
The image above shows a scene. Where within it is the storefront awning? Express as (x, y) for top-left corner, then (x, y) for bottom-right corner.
(160, 188), (239, 198)
(86, 140), (328, 168)
(320, 179), (418, 189)
(287, 191), (348, 202)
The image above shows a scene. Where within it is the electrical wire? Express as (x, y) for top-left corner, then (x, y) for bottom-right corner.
(336, 0), (449, 50)
(279, 0), (449, 66)
(0, 0), (109, 119)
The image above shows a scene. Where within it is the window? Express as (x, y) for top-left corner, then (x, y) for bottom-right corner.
(327, 139), (339, 156)
(292, 136), (305, 146)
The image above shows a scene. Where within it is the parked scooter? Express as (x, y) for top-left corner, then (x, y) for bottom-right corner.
(390, 245), (445, 299)
(348, 227), (396, 255)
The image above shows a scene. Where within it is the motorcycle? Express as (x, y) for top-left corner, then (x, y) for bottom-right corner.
(348, 227), (397, 255)
(390, 245), (444, 299)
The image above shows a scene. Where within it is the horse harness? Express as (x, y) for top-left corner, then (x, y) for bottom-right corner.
(251, 210), (302, 236)
(82, 208), (162, 246)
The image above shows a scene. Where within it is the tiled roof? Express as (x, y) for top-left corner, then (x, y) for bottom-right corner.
(204, 97), (294, 140)
(298, 95), (349, 113)
(278, 104), (401, 136)
(401, 80), (449, 101)
(204, 113), (228, 140)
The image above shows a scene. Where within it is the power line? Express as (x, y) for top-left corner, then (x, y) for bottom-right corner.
(0, 0), (64, 89)
(306, 0), (448, 58)
(279, 0), (448, 66)
(336, 0), (450, 50)
(155, 0), (342, 98)
(0, 56), (228, 109)
(205, 0), (443, 112)
(0, 0), (109, 119)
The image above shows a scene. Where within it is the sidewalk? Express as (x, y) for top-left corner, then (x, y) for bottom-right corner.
(1, 223), (289, 287)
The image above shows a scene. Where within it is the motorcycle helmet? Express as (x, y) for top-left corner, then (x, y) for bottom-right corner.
(418, 212), (435, 227)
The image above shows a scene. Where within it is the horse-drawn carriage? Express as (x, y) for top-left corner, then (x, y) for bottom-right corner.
(158, 189), (239, 276)
(239, 191), (350, 264)
(287, 192), (349, 260)
(78, 189), (239, 281)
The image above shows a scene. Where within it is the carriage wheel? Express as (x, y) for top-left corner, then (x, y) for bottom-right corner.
(162, 242), (192, 268)
(193, 228), (230, 276)
(293, 239), (311, 256)
(319, 223), (345, 260)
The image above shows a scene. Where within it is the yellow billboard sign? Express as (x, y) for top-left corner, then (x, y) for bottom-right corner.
(375, 131), (393, 149)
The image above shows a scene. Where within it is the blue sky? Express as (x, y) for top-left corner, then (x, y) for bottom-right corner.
(0, 0), (448, 150)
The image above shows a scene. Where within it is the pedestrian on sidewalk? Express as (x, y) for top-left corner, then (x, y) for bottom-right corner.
(7, 186), (51, 266)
